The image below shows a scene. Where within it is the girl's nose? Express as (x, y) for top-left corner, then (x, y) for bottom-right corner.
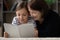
(20, 16), (23, 20)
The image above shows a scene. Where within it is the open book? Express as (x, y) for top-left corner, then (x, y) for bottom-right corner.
(4, 23), (35, 38)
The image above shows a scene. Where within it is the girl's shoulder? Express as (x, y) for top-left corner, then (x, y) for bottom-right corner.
(12, 16), (36, 26)
(12, 16), (20, 25)
(28, 16), (36, 26)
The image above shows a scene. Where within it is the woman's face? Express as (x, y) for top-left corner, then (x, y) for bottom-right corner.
(16, 8), (28, 24)
(28, 6), (42, 21)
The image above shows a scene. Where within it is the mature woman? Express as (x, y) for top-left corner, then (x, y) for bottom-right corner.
(28, 0), (60, 37)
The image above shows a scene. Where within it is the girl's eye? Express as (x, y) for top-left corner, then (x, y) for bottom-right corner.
(23, 14), (27, 16)
(18, 14), (20, 16)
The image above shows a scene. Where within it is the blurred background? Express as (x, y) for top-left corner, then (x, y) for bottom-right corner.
(0, 0), (60, 37)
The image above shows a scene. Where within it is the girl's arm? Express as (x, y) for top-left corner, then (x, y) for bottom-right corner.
(4, 32), (9, 38)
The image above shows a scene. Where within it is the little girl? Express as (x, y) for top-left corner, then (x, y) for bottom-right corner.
(12, 2), (35, 25)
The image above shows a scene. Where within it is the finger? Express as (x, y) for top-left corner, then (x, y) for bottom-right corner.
(4, 32), (8, 38)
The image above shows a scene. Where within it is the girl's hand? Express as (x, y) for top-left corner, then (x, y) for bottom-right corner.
(4, 32), (9, 38)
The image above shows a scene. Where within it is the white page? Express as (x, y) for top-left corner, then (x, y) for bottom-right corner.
(18, 23), (35, 38)
(4, 23), (35, 38)
(4, 23), (20, 38)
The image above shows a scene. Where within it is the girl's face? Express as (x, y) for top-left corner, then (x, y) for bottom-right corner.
(28, 6), (42, 21)
(16, 8), (28, 24)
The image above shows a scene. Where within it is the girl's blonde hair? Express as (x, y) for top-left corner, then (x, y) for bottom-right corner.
(16, 1), (29, 13)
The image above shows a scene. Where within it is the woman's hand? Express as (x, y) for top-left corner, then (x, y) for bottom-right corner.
(4, 32), (9, 38)
(34, 28), (38, 37)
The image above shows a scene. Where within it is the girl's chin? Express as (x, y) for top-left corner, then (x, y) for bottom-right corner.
(20, 22), (27, 24)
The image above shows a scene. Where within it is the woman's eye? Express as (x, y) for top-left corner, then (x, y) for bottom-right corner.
(31, 12), (36, 14)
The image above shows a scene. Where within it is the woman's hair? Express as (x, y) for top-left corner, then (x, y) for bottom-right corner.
(16, 1), (29, 13)
(28, 0), (49, 17)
